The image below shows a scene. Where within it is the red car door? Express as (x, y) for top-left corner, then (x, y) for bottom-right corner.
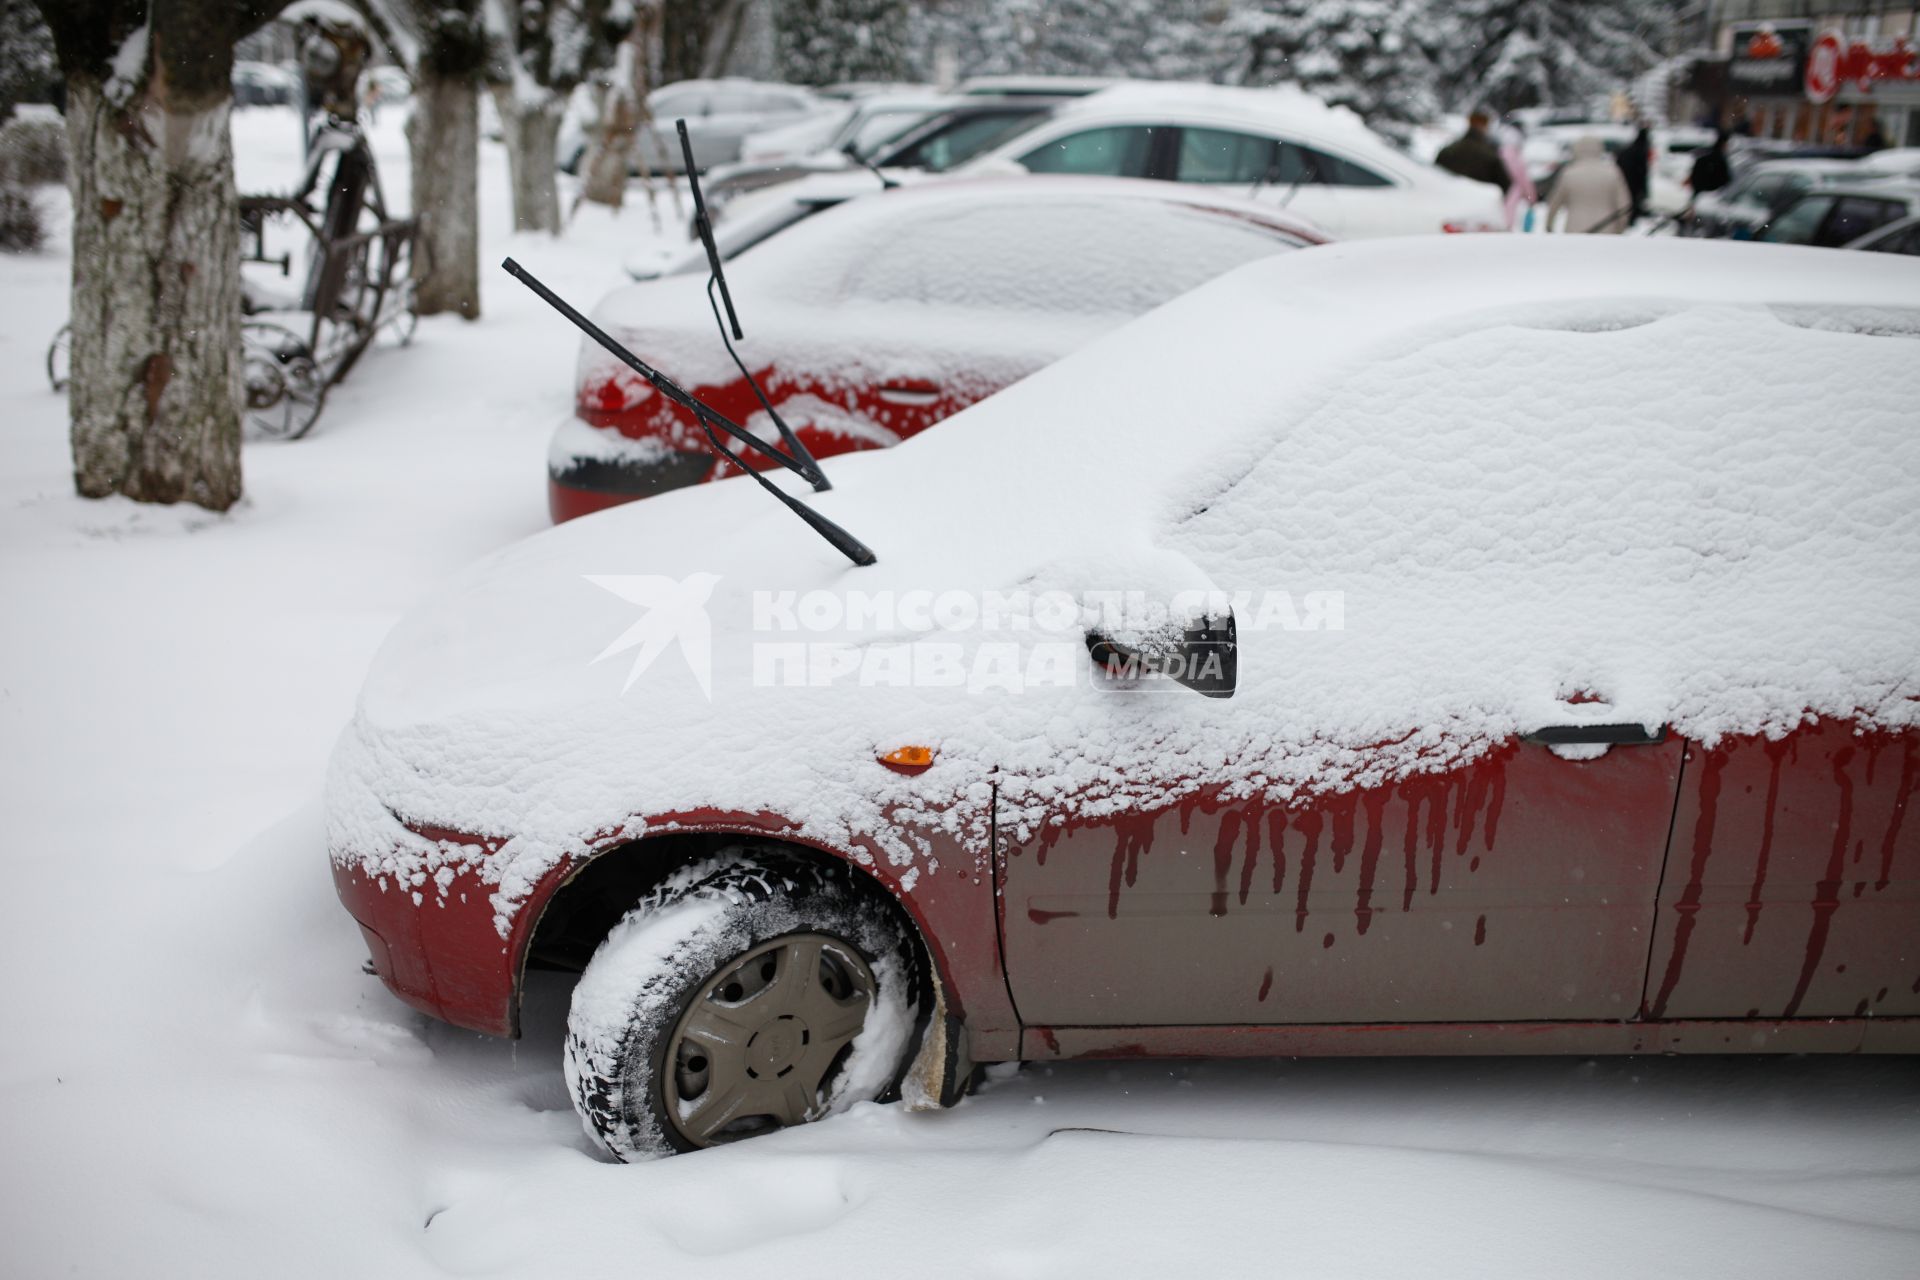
(1643, 720), (1919, 1021)
(998, 727), (1684, 1028)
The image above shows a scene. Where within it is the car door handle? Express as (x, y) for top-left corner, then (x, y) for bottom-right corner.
(1523, 723), (1668, 746)
(876, 381), (941, 406)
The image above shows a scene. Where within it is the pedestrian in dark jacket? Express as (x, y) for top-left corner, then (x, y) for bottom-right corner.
(1616, 124), (1651, 223)
(1689, 131), (1731, 195)
(1435, 112), (1510, 192)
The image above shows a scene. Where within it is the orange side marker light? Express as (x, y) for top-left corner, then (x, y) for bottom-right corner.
(878, 745), (935, 775)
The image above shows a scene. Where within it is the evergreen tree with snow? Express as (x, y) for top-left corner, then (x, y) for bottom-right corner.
(912, 0), (1237, 85)
(1433, 0), (1673, 114)
(0, 0), (55, 123)
(1233, 0), (1440, 125)
(776, 0), (913, 86)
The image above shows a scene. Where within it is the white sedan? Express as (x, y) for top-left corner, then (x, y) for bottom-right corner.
(957, 82), (1508, 238)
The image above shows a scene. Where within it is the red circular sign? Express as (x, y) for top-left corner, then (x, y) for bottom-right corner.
(1805, 31), (1843, 103)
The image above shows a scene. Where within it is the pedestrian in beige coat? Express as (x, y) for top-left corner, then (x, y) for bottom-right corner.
(1547, 136), (1633, 234)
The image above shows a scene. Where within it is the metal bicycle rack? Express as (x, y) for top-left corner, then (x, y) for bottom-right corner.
(48, 7), (419, 441)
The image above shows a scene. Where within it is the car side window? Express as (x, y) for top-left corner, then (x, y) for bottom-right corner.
(1176, 128), (1276, 183)
(1319, 151), (1393, 187)
(652, 86), (707, 118)
(1744, 174), (1783, 206)
(1272, 142), (1328, 185)
(1864, 223), (1920, 255)
(1018, 126), (1158, 178)
(1758, 194), (1834, 243)
(885, 110), (1044, 172)
(706, 89), (760, 115)
(1821, 197), (1903, 247)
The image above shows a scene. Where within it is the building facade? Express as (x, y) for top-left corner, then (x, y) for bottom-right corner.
(1707, 1), (1919, 144)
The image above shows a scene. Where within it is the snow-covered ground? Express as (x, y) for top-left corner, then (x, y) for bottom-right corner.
(1, 108), (1917, 1279)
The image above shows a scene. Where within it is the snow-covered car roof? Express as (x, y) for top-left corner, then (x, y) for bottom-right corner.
(331, 237), (1920, 924)
(1858, 148), (1920, 180)
(634, 169), (1325, 282)
(1040, 80), (1394, 154)
(595, 174), (1326, 395)
(958, 74), (1120, 97)
(1774, 179), (1920, 205)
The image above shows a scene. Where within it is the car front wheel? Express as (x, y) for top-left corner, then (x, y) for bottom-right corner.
(563, 849), (923, 1159)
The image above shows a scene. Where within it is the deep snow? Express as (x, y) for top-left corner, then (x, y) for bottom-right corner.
(1, 107), (1917, 1280)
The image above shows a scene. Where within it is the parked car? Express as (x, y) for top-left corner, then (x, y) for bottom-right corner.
(232, 60), (299, 108)
(330, 236), (1920, 1161)
(956, 74), (1119, 97)
(562, 78), (822, 175)
(697, 95), (1072, 236)
(700, 92), (960, 219)
(1754, 181), (1920, 248)
(1858, 147), (1920, 181)
(1682, 158), (1875, 238)
(1846, 212), (1920, 255)
(738, 92), (951, 164)
(555, 177), (1327, 521)
(957, 82), (1507, 237)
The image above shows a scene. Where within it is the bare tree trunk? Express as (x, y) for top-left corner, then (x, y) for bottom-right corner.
(492, 86), (564, 234)
(409, 69), (480, 318)
(63, 74), (243, 509)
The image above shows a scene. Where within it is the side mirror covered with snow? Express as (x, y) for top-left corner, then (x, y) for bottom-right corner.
(1087, 610), (1236, 699)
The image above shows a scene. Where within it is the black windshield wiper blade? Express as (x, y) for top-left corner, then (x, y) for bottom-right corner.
(678, 118), (831, 493)
(502, 257), (875, 567)
(843, 140), (899, 190)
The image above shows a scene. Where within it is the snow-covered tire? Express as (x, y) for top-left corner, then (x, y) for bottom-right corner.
(563, 848), (923, 1160)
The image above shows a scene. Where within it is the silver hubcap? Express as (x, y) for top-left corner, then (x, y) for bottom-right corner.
(664, 933), (876, 1147)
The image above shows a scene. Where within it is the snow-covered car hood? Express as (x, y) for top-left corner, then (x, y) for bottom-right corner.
(329, 237), (1920, 922)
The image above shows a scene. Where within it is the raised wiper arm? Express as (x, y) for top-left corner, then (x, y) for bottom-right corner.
(843, 141), (899, 190)
(502, 257), (875, 567)
(678, 119), (831, 492)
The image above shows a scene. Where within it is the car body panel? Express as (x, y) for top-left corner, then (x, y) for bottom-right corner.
(998, 736), (1684, 1027)
(1643, 722), (1919, 1021)
(335, 807), (1021, 1056)
(336, 721), (1919, 1054)
(1023, 1017), (1920, 1059)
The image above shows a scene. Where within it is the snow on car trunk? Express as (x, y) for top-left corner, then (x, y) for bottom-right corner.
(331, 236), (1920, 925)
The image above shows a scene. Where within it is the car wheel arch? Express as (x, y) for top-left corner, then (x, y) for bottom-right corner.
(512, 812), (956, 1039)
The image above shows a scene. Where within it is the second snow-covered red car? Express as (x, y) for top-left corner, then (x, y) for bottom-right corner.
(548, 176), (1324, 521)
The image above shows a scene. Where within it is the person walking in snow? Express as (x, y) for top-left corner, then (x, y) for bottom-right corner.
(1435, 112), (1510, 192)
(1498, 123), (1538, 229)
(1547, 136), (1633, 234)
(1615, 124), (1652, 223)
(1688, 130), (1732, 196)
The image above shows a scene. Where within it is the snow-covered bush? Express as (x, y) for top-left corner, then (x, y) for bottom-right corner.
(0, 179), (42, 252)
(0, 111), (66, 186)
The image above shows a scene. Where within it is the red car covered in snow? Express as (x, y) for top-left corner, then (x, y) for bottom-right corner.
(548, 177), (1325, 522)
(334, 237), (1920, 1161)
